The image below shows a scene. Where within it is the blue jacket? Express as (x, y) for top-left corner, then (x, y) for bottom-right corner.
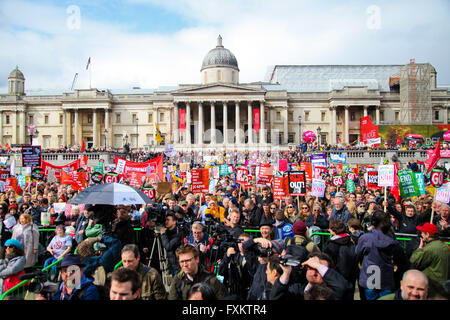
(355, 229), (399, 290)
(329, 206), (352, 224)
(52, 273), (100, 300)
(274, 221), (294, 241)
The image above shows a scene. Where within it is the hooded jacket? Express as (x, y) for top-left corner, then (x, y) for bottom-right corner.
(355, 229), (400, 290)
(324, 234), (357, 284)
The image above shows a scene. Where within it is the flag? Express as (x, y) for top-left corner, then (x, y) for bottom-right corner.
(360, 116), (379, 145)
(425, 138), (441, 175)
(86, 57), (91, 70)
(155, 123), (163, 143)
(81, 139), (86, 152)
(5, 143), (10, 152)
(172, 170), (183, 183)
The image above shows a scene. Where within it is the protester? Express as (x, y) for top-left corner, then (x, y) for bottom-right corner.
(11, 213), (39, 271)
(0, 239), (26, 295)
(109, 268), (141, 300)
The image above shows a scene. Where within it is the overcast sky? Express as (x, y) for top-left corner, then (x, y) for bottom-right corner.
(0, 0), (449, 93)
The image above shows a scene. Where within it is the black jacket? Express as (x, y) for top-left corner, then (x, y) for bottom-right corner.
(161, 227), (183, 274)
(269, 266), (353, 300)
(305, 214), (329, 230)
(323, 234), (358, 286)
(218, 250), (255, 299)
(112, 219), (136, 246)
(243, 206), (263, 227)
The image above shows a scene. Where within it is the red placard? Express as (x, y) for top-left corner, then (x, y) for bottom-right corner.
(273, 176), (289, 200)
(191, 169), (209, 193)
(299, 162), (312, 182)
(332, 176), (344, 187)
(367, 171), (381, 189)
(257, 163), (273, 185)
(313, 166), (327, 179)
(236, 167), (249, 185)
(142, 188), (155, 200)
(253, 108), (260, 132)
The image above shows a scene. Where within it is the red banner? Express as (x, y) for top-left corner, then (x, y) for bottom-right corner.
(360, 116), (379, 143)
(191, 169), (209, 193)
(42, 158), (81, 180)
(253, 108), (260, 132)
(179, 108), (186, 132)
(425, 139), (441, 175)
(114, 155), (163, 182)
(273, 176), (289, 200)
(299, 162), (312, 182)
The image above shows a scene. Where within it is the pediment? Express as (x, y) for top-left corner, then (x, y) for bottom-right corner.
(172, 83), (265, 95)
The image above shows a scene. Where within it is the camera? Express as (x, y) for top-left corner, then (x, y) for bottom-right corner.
(279, 254), (301, 267)
(255, 243), (273, 258)
(19, 271), (59, 297)
(145, 203), (167, 227)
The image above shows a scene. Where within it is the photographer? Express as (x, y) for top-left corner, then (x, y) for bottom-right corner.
(217, 233), (254, 299)
(242, 199), (263, 227)
(112, 206), (136, 247)
(160, 213), (183, 276)
(183, 222), (213, 267)
(223, 209), (244, 238)
(204, 198), (226, 223)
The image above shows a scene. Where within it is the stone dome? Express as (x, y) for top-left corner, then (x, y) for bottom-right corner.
(201, 35), (239, 71)
(9, 66), (25, 80)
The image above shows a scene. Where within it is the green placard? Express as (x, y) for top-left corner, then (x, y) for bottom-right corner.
(219, 164), (228, 176)
(398, 169), (420, 198)
(414, 173), (426, 196)
(346, 179), (355, 193)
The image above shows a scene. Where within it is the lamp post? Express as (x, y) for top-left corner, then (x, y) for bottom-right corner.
(317, 126), (322, 148)
(298, 115), (302, 148)
(27, 125), (38, 145)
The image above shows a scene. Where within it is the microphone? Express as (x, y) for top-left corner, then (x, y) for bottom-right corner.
(18, 271), (45, 281)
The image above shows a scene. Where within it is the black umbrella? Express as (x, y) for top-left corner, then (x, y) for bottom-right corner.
(69, 183), (152, 205)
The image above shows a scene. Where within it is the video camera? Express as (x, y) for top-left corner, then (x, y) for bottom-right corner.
(18, 271), (59, 297)
(279, 254), (301, 267)
(255, 243), (273, 258)
(145, 203), (168, 227)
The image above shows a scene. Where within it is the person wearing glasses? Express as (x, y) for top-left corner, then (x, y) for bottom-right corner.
(259, 202), (276, 227)
(299, 203), (312, 222)
(283, 203), (300, 225)
(183, 222), (213, 267)
(168, 244), (227, 300)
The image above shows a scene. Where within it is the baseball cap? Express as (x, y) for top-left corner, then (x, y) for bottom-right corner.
(416, 223), (439, 235)
(356, 201), (365, 208)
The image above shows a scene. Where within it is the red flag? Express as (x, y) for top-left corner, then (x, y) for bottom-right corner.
(5, 143), (10, 152)
(425, 138), (441, 175)
(360, 116), (378, 144)
(81, 139), (86, 152)
(389, 162), (401, 202)
(61, 170), (81, 191)
(396, 136), (401, 145)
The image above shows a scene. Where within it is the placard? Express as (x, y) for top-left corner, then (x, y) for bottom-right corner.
(273, 176), (288, 200)
(378, 165), (394, 187)
(191, 169), (209, 193)
(435, 184), (450, 203)
(288, 171), (307, 196)
(311, 179), (326, 198)
(236, 167), (249, 185)
(398, 169), (420, 198)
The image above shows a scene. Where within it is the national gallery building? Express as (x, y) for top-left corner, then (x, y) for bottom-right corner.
(1, 36), (449, 151)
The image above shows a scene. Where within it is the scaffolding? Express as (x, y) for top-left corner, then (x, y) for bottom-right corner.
(399, 60), (432, 124)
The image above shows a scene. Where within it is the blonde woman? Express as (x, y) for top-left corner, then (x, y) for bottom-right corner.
(11, 213), (39, 271)
(284, 202), (300, 224)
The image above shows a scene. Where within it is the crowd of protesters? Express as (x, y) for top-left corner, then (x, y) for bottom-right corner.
(0, 146), (448, 301)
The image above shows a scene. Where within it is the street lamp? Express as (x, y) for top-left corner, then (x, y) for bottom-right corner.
(298, 115), (302, 147)
(27, 125), (38, 145)
(317, 126), (322, 147)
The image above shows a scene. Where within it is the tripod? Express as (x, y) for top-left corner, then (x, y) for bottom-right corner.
(149, 228), (172, 291)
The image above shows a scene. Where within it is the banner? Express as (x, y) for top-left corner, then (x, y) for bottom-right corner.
(415, 173), (426, 196)
(367, 171), (380, 190)
(273, 176), (289, 200)
(253, 107), (260, 132)
(398, 169), (420, 198)
(360, 116), (379, 144)
(435, 184), (450, 203)
(21, 145), (41, 168)
(104, 172), (119, 184)
(179, 108), (186, 131)
(378, 165), (395, 187)
(311, 154), (327, 168)
(299, 162), (312, 182)
(278, 159), (288, 172)
(191, 169), (209, 193)
(236, 167), (249, 185)
(311, 179), (326, 198)
(288, 171), (306, 196)
(42, 158), (81, 180)
(114, 155), (163, 182)
(330, 153), (346, 164)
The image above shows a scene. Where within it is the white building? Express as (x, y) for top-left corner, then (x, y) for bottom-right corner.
(1, 36), (449, 151)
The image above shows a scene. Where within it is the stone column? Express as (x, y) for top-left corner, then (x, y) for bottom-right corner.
(74, 109), (79, 146)
(63, 110), (67, 147)
(235, 101), (240, 145)
(104, 108), (110, 148)
(93, 109), (98, 148)
(174, 103), (179, 144)
(198, 102), (203, 145)
(270, 107), (274, 144)
(18, 110), (25, 145)
(211, 101), (216, 145)
(363, 105), (368, 118)
(283, 107), (288, 145)
(248, 101), (253, 145)
(185, 102), (191, 146)
(446, 105), (449, 125)
(330, 106), (336, 145)
(223, 101), (228, 145)
(344, 106), (349, 145)
(260, 101), (265, 144)
(375, 106), (380, 125)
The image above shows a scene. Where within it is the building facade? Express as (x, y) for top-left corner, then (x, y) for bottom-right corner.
(1, 36), (449, 151)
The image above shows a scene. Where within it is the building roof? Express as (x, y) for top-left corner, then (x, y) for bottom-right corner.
(264, 65), (403, 92)
(9, 66), (25, 80)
